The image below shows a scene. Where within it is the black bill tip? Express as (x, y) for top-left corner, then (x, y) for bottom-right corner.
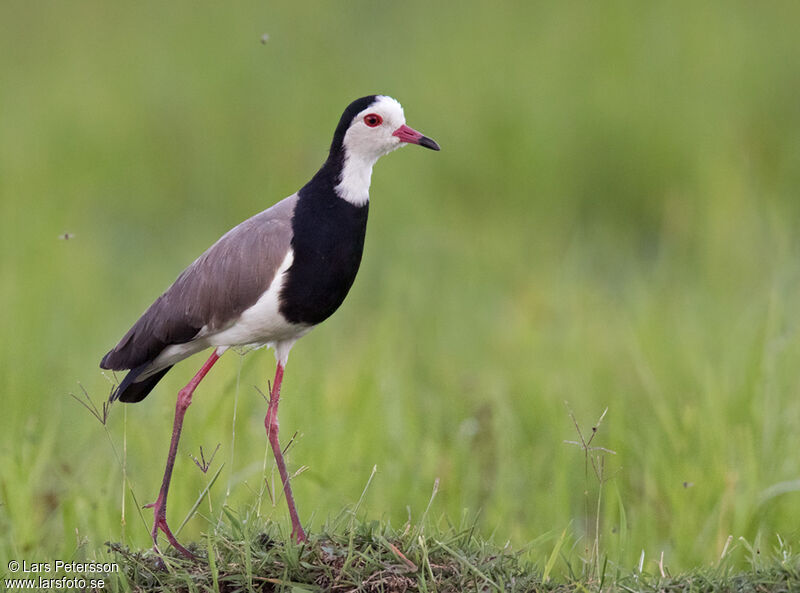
(418, 136), (441, 151)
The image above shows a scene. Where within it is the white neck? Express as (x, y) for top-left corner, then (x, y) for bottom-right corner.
(335, 151), (376, 207)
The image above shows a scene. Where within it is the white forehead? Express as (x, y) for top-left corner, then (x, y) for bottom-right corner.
(356, 95), (405, 126)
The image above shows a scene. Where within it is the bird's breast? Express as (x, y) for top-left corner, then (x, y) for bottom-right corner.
(278, 193), (369, 325)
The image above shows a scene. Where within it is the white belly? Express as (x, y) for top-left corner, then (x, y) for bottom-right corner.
(208, 250), (309, 347)
(144, 249), (310, 377)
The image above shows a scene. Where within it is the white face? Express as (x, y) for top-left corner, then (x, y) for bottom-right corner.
(341, 95), (407, 161)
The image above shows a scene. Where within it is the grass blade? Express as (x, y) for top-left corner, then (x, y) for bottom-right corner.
(176, 462), (225, 536)
(543, 527), (567, 582)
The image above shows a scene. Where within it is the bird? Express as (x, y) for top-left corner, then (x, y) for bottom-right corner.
(100, 95), (440, 558)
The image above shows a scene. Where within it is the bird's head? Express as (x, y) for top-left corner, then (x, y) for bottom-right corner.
(333, 95), (440, 163)
(320, 95), (439, 206)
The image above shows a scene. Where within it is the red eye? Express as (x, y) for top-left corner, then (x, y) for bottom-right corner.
(363, 113), (383, 127)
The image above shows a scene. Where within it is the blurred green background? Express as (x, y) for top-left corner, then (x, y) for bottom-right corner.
(2, 0), (800, 573)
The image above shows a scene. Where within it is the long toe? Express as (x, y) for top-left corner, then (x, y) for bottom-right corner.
(155, 516), (195, 559)
(149, 502), (195, 559)
(292, 524), (307, 543)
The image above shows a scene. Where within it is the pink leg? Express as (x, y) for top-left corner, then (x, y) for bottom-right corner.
(265, 362), (307, 542)
(145, 350), (221, 558)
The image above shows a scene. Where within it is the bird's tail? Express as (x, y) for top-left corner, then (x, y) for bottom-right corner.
(110, 364), (173, 403)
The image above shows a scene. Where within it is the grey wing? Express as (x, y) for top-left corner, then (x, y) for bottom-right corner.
(100, 194), (297, 371)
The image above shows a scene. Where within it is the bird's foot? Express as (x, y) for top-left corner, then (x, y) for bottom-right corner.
(291, 522), (307, 543)
(144, 498), (195, 560)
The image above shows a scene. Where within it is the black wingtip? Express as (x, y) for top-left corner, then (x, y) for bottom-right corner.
(110, 365), (173, 403)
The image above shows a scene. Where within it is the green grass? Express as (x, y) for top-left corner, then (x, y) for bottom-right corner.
(59, 508), (800, 592)
(2, 0), (800, 584)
